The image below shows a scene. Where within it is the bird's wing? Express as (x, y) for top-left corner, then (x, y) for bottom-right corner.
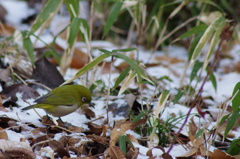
(35, 91), (77, 106)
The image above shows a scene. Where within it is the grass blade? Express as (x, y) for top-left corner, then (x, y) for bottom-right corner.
(31, 0), (63, 32)
(103, 1), (123, 36)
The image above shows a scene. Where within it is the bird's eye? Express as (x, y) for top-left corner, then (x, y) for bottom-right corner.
(82, 97), (87, 102)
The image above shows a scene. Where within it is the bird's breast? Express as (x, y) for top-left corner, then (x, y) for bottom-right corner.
(48, 103), (79, 117)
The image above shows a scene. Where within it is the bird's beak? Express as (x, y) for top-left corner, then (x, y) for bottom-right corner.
(89, 102), (95, 108)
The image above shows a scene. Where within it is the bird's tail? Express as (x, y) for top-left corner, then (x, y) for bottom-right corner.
(22, 105), (36, 110)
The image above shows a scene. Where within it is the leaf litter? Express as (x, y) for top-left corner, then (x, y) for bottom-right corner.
(0, 1), (240, 159)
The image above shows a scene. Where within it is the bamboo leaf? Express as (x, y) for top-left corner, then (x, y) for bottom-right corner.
(68, 17), (81, 48)
(224, 112), (240, 136)
(115, 53), (153, 85)
(190, 17), (225, 64)
(22, 31), (34, 66)
(31, 0), (63, 32)
(153, 90), (170, 117)
(232, 82), (240, 112)
(173, 90), (184, 104)
(190, 60), (203, 82)
(103, 1), (123, 36)
(179, 24), (207, 40)
(62, 53), (111, 85)
(119, 135), (127, 154)
(113, 67), (131, 89)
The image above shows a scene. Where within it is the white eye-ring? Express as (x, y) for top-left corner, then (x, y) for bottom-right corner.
(82, 97), (87, 102)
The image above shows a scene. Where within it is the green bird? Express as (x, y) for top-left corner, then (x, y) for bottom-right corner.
(22, 85), (93, 117)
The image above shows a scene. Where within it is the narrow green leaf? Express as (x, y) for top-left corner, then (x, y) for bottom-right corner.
(68, 18), (81, 48)
(226, 138), (240, 155)
(132, 111), (146, 124)
(119, 135), (127, 154)
(22, 31), (34, 66)
(99, 49), (112, 54)
(173, 90), (184, 104)
(79, 18), (90, 41)
(159, 90), (170, 106)
(115, 53), (153, 85)
(113, 48), (137, 52)
(219, 114), (230, 125)
(224, 112), (240, 136)
(190, 17), (225, 63)
(103, 1), (123, 36)
(206, 67), (217, 91)
(113, 67), (131, 89)
(190, 60), (203, 82)
(195, 128), (204, 138)
(31, 0), (63, 32)
(65, 0), (80, 17)
(188, 34), (202, 61)
(62, 53), (111, 85)
(232, 82), (240, 112)
(179, 24), (207, 40)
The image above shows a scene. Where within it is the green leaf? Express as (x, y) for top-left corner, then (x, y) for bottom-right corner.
(115, 53), (153, 85)
(113, 67), (131, 89)
(119, 135), (127, 154)
(68, 18), (81, 48)
(173, 90), (184, 104)
(179, 24), (207, 39)
(159, 90), (170, 106)
(132, 111), (146, 124)
(226, 138), (240, 155)
(21, 31), (34, 66)
(103, 1), (123, 36)
(224, 112), (240, 137)
(190, 17), (226, 63)
(31, 0), (63, 32)
(195, 128), (204, 138)
(65, 0), (80, 17)
(113, 48), (137, 52)
(190, 60), (203, 82)
(62, 53), (111, 85)
(232, 82), (240, 112)
(188, 34), (202, 61)
(206, 67), (217, 91)
(219, 114), (230, 125)
(79, 18), (90, 41)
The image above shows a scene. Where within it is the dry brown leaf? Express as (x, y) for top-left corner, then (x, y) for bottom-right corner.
(31, 127), (48, 136)
(88, 123), (105, 135)
(209, 149), (235, 159)
(83, 108), (96, 119)
(0, 127), (8, 140)
(0, 24), (15, 36)
(70, 48), (89, 69)
(49, 140), (70, 158)
(155, 56), (185, 64)
(126, 134), (138, 144)
(0, 139), (32, 151)
(126, 147), (139, 159)
(110, 121), (132, 146)
(109, 145), (126, 159)
(188, 117), (198, 142)
(67, 125), (85, 133)
(4, 147), (36, 159)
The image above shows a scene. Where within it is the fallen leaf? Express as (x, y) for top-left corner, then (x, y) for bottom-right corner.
(109, 145), (126, 159)
(209, 149), (235, 159)
(49, 140), (70, 158)
(110, 121), (132, 146)
(32, 57), (64, 89)
(0, 127), (8, 140)
(1, 83), (40, 100)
